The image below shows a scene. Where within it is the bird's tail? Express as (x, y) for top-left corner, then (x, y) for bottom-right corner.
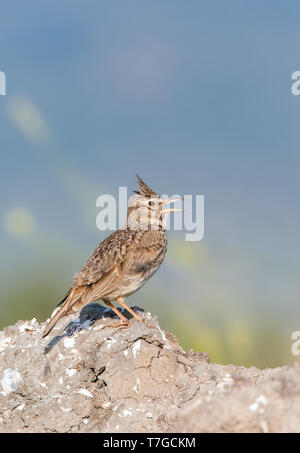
(42, 286), (85, 337)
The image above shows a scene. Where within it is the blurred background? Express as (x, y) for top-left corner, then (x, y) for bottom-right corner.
(0, 1), (299, 368)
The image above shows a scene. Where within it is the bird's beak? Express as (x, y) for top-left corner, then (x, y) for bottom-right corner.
(160, 208), (183, 213)
(160, 198), (183, 214)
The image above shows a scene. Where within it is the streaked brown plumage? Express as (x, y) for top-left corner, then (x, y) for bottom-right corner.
(43, 176), (182, 337)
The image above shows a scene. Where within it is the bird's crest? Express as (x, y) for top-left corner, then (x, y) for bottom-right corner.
(134, 175), (157, 197)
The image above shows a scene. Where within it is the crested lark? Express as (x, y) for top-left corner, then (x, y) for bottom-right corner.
(43, 176), (182, 337)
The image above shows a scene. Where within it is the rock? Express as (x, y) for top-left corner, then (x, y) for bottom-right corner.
(0, 303), (299, 433)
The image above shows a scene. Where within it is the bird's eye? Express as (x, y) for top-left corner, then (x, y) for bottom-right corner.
(148, 200), (156, 207)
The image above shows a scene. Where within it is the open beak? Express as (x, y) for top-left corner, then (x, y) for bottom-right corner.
(160, 197), (183, 214)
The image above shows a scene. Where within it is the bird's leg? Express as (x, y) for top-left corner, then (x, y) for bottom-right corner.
(116, 297), (155, 329)
(103, 300), (130, 328)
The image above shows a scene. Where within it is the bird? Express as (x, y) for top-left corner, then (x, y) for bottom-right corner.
(43, 176), (182, 337)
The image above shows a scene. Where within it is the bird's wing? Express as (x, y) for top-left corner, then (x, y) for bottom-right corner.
(78, 229), (167, 299)
(86, 230), (167, 304)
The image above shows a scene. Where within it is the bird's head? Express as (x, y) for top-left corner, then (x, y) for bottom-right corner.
(126, 175), (182, 231)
